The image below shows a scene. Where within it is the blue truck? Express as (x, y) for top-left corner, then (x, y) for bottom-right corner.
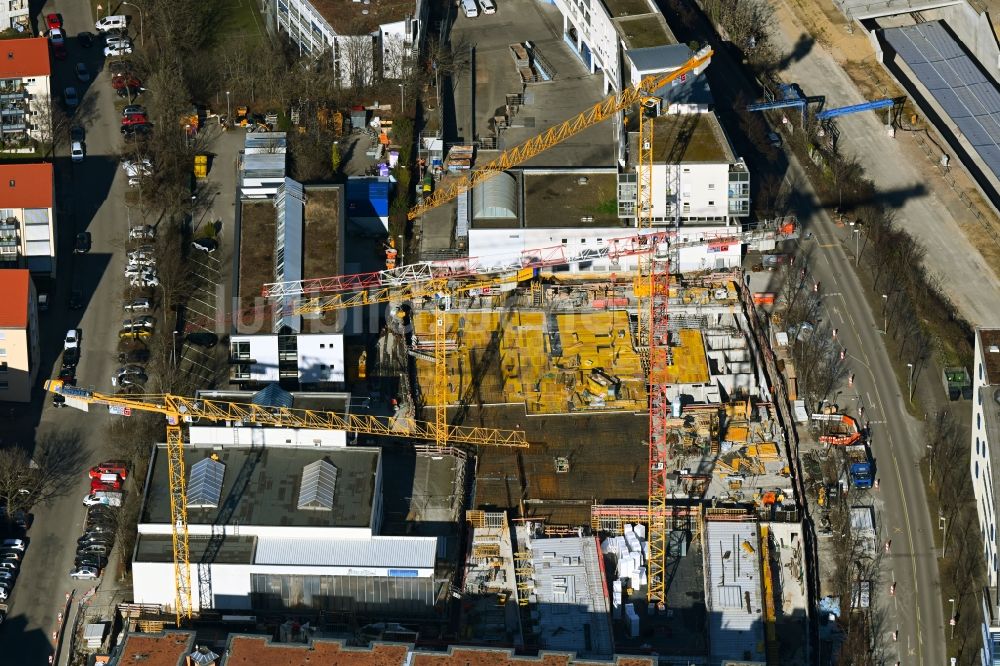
(846, 443), (874, 489)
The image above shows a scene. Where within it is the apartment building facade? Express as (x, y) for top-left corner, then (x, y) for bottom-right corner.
(0, 163), (57, 276)
(0, 269), (38, 402)
(267, 0), (427, 86)
(0, 0), (29, 34)
(0, 38), (51, 145)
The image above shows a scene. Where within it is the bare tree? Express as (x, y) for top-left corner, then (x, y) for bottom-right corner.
(337, 33), (377, 91)
(0, 434), (86, 519)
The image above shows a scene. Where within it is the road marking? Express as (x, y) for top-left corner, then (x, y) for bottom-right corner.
(816, 229), (927, 665)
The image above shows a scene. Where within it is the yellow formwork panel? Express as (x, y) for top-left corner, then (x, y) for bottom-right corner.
(649, 328), (711, 385)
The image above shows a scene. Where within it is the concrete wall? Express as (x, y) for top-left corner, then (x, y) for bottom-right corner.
(297, 334), (345, 383)
(0, 325), (32, 402)
(133, 561), (254, 612)
(553, 0), (620, 90)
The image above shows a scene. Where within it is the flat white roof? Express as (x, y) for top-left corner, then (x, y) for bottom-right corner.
(703, 520), (765, 663)
(528, 536), (613, 657)
(255, 536), (437, 570)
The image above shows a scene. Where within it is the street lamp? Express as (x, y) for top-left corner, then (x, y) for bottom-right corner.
(398, 83), (404, 115)
(881, 294), (888, 334)
(225, 91), (231, 123)
(949, 597), (956, 639)
(907, 362), (914, 403)
(120, 1), (144, 45)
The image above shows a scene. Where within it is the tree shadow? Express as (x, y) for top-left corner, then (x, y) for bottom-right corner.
(773, 33), (815, 72)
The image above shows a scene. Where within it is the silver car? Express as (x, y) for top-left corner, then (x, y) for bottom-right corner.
(123, 298), (151, 312)
(122, 316), (155, 330)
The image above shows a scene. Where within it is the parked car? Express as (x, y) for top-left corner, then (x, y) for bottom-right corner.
(49, 27), (65, 46)
(121, 158), (152, 176)
(186, 332), (218, 348)
(118, 329), (152, 341)
(126, 248), (154, 261)
(0, 552), (20, 563)
(0, 562), (18, 573)
(63, 87), (78, 108)
(82, 492), (122, 508)
(122, 316), (154, 330)
(77, 31), (94, 48)
(103, 44), (132, 57)
(95, 15), (127, 32)
(0, 540), (25, 552)
(118, 348), (150, 364)
(64, 329), (80, 350)
(70, 125), (85, 143)
(123, 298), (151, 312)
(129, 225), (155, 240)
(130, 276), (160, 288)
(191, 238), (218, 253)
(122, 104), (146, 116)
(121, 122), (151, 137)
(111, 371), (147, 388)
(57, 367), (75, 382)
(121, 114), (148, 127)
(74, 232), (91, 253)
(75, 62), (90, 82)
(62, 347), (79, 368)
(75, 554), (107, 568)
(105, 36), (132, 50)
(112, 73), (141, 90)
(69, 567), (100, 580)
(46, 13), (62, 30)
(68, 290), (84, 310)
(124, 266), (156, 279)
(71, 141), (84, 163)
(76, 544), (108, 557)
(103, 27), (129, 40)
(90, 461), (129, 480)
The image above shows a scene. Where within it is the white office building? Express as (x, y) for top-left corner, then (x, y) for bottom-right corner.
(230, 333), (345, 385)
(133, 443), (439, 614)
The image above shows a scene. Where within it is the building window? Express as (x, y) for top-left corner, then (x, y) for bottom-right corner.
(708, 201), (715, 206)
(0, 381), (7, 389)
(981, 362), (985, 380)
(976, 460), (980, 478)
(979, 413), (982, 430)
(232, 341), (251, 360)
(978, 437), (981, 456)
(0, 348), (6, 356)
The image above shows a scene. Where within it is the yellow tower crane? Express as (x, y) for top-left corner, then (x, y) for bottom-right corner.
(292, 268), (538, 448)
(44, 380), (528, 625)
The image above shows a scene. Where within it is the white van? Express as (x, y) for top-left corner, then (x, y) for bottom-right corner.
(462, 0), (479, 18)
(94, 15), (127, 32)
(479, 0), (496, 14)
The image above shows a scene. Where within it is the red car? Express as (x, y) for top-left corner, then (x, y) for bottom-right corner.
(90, 479), (122, 493)
(121, 114), (148, 127)
(111, 74), (142, 90)
(46, 13), (62, 30)
(89, 461), (129, 480)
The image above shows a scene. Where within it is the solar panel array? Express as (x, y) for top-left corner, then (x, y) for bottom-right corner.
(297, 459), (338, 511)
(884, 22), (1000, 180)
(187, 457), (226, 509)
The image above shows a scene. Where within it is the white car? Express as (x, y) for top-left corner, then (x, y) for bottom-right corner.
(64, 329), (79, 350)
(69, 566), (100, 580)
(0, 539), (25, 552)
(129, 225), (154, 240)
(130, 275), (160, 288)
(71, 141), (84, 162)
(103, 44), (132, 57)
(121, 159), (152, 178)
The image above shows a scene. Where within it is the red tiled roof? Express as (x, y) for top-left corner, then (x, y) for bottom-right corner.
(0, 38), (50, 79)
(0, 270), (29, 329)
(225, 637), (657, 666)
(115, 632), (194, 666)
(0, 163), (53, 209)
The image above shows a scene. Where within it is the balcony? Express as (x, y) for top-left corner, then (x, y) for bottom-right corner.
(0, 89), (26, 103)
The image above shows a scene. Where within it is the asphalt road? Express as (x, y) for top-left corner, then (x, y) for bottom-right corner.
(788, 179), (945, 663)
(0, 3), (139, 662)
